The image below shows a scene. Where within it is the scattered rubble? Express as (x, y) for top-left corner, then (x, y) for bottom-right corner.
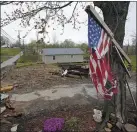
(0, 85), (13, 92)
(60, 64), (89, 78)
(1, 94), (9, 100)
(104, 127), (112, 132)
(11, 124), (19, 132)
(0, 93), (22, 117)
(107, 122), (113, 129)
(0, 106), (6, 114)
(124, 123), (137, 132)
(1, 118), (12, 124)
(93, 109), (102, 123)
(5, 97), (15, 110)
(1, 64), (90, 94)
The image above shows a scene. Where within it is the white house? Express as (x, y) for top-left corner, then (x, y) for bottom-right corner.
(41, 48), (84, 64)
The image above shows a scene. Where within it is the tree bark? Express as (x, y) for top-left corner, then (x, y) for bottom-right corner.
(94, 1), (130, 126)
(94, 1), (130, 47)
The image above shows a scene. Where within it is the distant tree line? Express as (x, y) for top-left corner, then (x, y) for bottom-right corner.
(0, 36), (6, 46)
(23, 39), (89, 60)
(123, 35), (136, 55)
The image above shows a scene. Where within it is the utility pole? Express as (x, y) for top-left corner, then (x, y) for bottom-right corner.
(36, 30), (39, 52)
(16, 30), (21, 49)
(127, 39), (129, 55)
(23, 38), (25, 55)
(16, 30), (22, 57)
(18, 30), (21, 46)
(36, 30), (39, 61)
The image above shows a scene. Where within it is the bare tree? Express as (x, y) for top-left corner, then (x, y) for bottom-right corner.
(131, 33), (136, 55)
(1, 2), (87, 35)
(93, 2), (130, 130)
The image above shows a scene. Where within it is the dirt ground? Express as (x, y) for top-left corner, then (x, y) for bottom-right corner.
(1, 64), (91, 94)
(1, 64), (136, 132)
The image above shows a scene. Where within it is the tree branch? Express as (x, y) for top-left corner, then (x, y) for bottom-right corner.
(0, 1), (14, 5)
(1, 2), (73, 27)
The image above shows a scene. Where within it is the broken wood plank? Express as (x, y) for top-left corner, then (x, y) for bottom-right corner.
(0, 85), (13, 92)
(85, 5), (131, 64)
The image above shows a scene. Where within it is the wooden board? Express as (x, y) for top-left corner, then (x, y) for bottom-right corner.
(85, 5), (131, 64)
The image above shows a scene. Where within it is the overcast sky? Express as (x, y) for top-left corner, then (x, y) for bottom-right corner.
(1, 2), (136, 45)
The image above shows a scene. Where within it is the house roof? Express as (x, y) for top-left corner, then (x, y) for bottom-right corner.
(42, 48), (84, 55)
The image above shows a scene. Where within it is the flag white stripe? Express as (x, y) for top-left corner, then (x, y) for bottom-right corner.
(103, 37), (110, 55)
(97, 30), (104, 50)
(101, 33), (107, 56)
(90, 55), (97, 74)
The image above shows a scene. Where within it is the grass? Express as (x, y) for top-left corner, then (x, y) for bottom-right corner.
(63, 117), (80, 131)
(125, 55), (136, 72)
(17, 52), (41, 63)
(1, 48), (21, 62)
(16, 62), (41, 68)
(16, 51), (43, 68)
(1, 48), (21, 56)
(1, 56), (12, 62)
(129, 55), (136, 71)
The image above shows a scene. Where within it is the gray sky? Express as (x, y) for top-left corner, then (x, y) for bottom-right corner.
(1, 2), (136, 45)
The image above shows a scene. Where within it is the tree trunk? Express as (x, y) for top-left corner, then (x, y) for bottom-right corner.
(94, 1), (130, 126)
(94, 2), (130, 47)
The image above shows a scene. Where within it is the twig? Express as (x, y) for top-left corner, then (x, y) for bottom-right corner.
(67, 2), (78, 23)
(1, 2), (73, 27)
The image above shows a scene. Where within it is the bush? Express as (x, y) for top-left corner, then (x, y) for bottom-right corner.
(63, 117), (80, 131)
(17, 52), (41, 63)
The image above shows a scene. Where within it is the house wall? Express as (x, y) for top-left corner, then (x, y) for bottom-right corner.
(42, 54), (84, 64)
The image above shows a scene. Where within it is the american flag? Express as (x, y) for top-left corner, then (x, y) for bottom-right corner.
(88, 15), (118, 100)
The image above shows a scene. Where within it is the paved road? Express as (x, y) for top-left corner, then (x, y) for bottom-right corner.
(1, 51), (23, 69)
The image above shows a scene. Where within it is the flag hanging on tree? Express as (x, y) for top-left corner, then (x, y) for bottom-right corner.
(88, 15), (118, 100)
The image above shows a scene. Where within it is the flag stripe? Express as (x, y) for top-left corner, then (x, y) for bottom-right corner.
(88, 15), (118, 100)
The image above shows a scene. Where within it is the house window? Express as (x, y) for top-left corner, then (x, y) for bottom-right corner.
(53, 56), (55, 60)
(71, 55), (73, 58)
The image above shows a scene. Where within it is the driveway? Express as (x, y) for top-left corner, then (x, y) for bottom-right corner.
(1, 51), (23, 69)
(9, 82), (136, 115)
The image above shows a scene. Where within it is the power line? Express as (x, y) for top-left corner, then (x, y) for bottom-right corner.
(1, 33), (16, 44)
(2, 29), (16, 42)
(1, 29), (17, 44)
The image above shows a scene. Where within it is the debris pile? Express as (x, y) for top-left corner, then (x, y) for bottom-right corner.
(0, 93), (22, 132)
(59, 64), (89, 78)
(1, 64), (90, 94)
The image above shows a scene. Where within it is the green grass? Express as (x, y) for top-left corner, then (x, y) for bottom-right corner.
(1, 48), (21, 56)
(1, 48), (21, 62)
(1, 56), (12, 62)
(16, 62), (40, 68)
(125, 55), (136, 71)
(129, 55), (136, 71)
(16, 51), (42, 68)
(63, 117), (80, 131)
(17, 52), (41, 63)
